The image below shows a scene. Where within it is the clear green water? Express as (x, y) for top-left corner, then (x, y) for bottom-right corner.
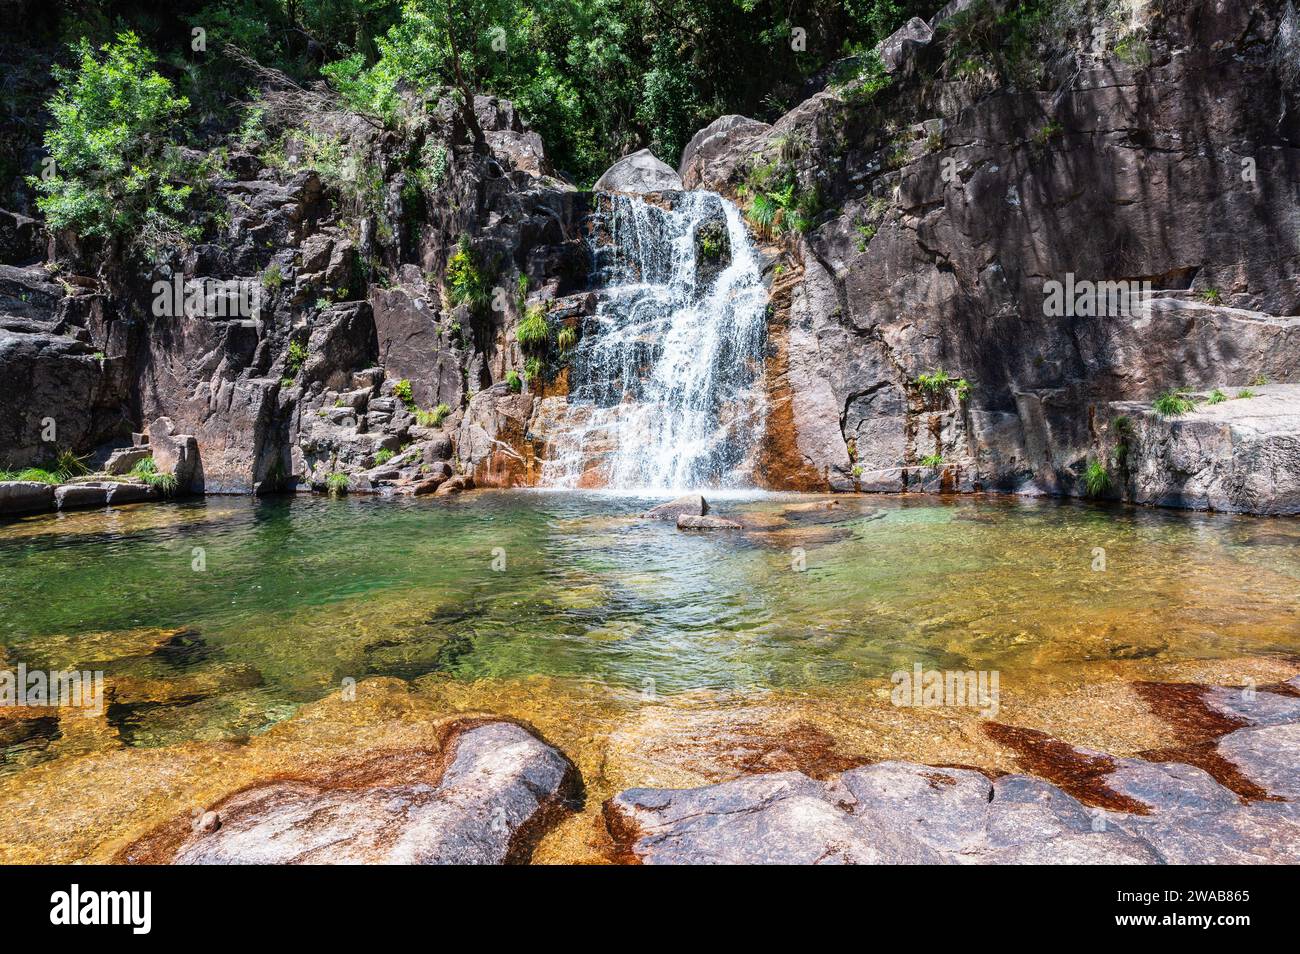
(1, 492), (1298, 750)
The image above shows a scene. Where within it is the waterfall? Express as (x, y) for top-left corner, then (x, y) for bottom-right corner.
(539, 191), (769, 491)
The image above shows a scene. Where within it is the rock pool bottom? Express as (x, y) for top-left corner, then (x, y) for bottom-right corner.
(0, 491), (1297, 862)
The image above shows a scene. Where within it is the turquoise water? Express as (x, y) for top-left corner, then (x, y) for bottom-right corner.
(1, 492), (1298, 749)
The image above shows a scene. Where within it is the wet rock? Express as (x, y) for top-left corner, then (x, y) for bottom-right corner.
(0, 480), (54, 516)
(646, 494), (708, 520)
(434, 474), (473, 496)
(172, 721), (579, 864)
(53, 482), (110, 510)
(594, 149), (683, 194)
(676, 514), (742, 530)
(1217, 723), (1300, 799)
(412, 475), (446, 495)
(606, 772), (946, 865)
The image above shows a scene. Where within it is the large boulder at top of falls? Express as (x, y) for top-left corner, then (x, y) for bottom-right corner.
(169, 721), (580, 864)
(679, 115), (771, 189)
(594, 149), (683, 194)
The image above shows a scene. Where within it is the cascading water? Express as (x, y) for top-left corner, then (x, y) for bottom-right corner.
(539, 191), (769, 491)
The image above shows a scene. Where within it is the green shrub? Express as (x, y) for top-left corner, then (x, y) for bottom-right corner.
(917, 369), (953, 393)
(1250, 374), (1269, 386)
(516, 304), (550, 350)
(326, 472), (349, 496)
(1199, 287), (1223, 305)
(285, 340), (308, 377)
(505, 370), (522, 393)
(130, 456), (177, 496)
(262, 264), (284, 291)
(524, 356), (544, 383)
(1083, 458), (1111, 497)
(31, 33), (197, 261)
(394, 379), (415, 410)
(445, 237), (492, 315)
(374, 449), (395, 466)
(1154, 390), (1197, 416)
(1205, 389), (1227, 405)
(1, 468), (60, 484)
(919, 453), (944, 468)
(556, 325), (578, 352)
(1034, 120), (1063, 147)
(415, 403), (452, 428)
(1235, 389), (1256, 400)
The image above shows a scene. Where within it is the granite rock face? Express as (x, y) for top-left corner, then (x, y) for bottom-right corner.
(684, 0), (1300, 507)
(1104, 384), (1300, 514)
(172, 721), (580, 865)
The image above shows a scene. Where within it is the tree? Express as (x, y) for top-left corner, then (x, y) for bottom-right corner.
(32, 32), (196, 260)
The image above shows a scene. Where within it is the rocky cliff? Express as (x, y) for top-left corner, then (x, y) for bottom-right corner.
(2, 0), (1298, 513)
(683, 0), (1300, 512)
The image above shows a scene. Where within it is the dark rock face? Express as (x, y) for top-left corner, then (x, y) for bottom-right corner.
(686, 0), (1300, 507)
(171, 721), (580, 865)
(371, 284), (464, 410)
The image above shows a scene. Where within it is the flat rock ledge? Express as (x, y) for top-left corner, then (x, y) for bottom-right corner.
(162, 720), (580, 865)
(605, 680), (1300, 865)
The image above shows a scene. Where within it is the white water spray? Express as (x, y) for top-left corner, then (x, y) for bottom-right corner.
(539, 191), (768, 490)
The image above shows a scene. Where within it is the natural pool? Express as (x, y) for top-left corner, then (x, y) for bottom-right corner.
(1, 492), (1298, 862)
(2, 491), (1298, 751)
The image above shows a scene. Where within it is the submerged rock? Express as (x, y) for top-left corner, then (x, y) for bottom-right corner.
(172, 721), (580, 864)
(646, 493), (708, 520)
(676, 514), (742, 530)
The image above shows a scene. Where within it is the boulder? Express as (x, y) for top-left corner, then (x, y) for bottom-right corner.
(412, 475), (446, 495)
(646, 494), (708, 521)
(0, 480), (54, 516)
(679, 115), (771, 189)
(172, 721), (579, 864)
(103, 447), (152, 476)
(878, 17), (934, 73)
(676, 514), (742, 530)
(434, 474), (473, 496)
(1105, 385), (1300, 514)
(147, 418), (199, 491)
(594, 149), (683, 194)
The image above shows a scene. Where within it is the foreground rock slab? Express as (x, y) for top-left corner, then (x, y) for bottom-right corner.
(172, 721), (579, 864)
(607, 732), (1300, 865)
(677, 514), (742, 530)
